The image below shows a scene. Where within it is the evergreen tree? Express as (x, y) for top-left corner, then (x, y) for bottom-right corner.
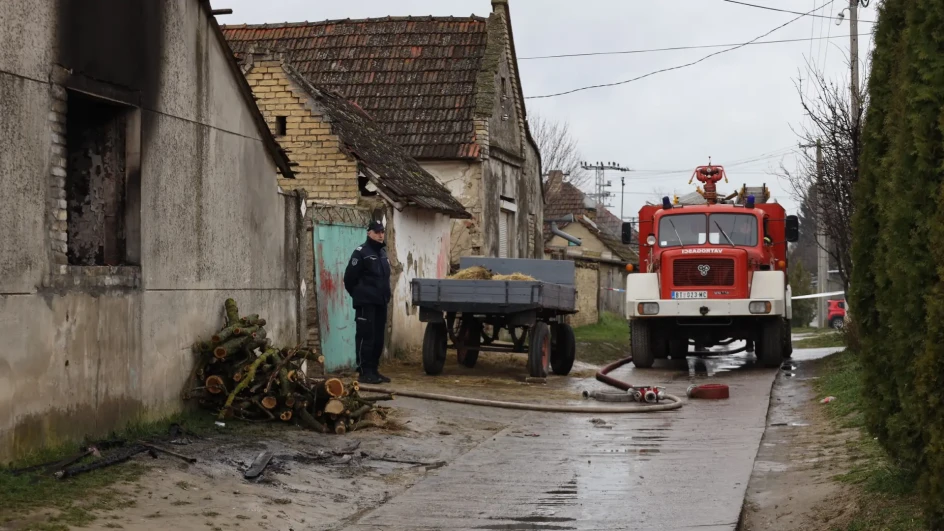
(853, 0), (944, 524)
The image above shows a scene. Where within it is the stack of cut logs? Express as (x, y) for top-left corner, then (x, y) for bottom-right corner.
(185, 299), (391, 434)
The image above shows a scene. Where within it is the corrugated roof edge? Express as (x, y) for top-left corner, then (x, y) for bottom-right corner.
(206, 2), (294, 179)
(279, 63), (471, 219)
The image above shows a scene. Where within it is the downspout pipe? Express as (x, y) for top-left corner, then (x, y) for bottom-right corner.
(547, 214), (582, 246)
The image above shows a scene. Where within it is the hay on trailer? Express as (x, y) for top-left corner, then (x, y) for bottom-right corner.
(491, 273), (536, 281)
(447, 266), (493, 280)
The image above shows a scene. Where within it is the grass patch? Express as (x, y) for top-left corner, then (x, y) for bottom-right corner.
(792, 326), (834, 335)
(794, 332), (846, 349)
(573, 313), (630, 366)
(0, 410), (217, 530)
(812, 350), (924, 530)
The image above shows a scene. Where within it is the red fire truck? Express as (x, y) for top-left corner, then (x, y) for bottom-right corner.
(620, 164), (800, 368)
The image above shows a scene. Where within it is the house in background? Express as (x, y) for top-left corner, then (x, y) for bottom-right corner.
(222, 0), (544, 266)
(0, 0), (304, 461)
(543, 171), (637, 325)
(230, 55), (470, 367)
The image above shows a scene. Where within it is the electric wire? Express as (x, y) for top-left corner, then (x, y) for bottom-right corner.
(526, 0), (838, 99)
(722, 0), (874, 23)
(519, 34), (869, 61)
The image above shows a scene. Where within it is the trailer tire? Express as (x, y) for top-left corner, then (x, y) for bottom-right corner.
(422, 322), (448, 376)
(456, 318), (483, 368)
(551, 323), (576, 376)
(631, 319), (655, 368)
(757, 318), (784, 368)
(528, 322), (551, 378)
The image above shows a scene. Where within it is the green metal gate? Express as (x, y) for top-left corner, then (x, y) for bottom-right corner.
(311, 205), (372, 372)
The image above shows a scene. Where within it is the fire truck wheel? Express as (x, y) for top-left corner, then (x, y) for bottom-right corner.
(456, 318), (483, 368)
(757, 319), (784, 368)
(550, 323), (576, 375)
(668, 338), (688, 359)
(422, 322), (448, 375)
(782, 320), (793, 359)
(631, 320), (655, 368)
(528, 322), (551, 378)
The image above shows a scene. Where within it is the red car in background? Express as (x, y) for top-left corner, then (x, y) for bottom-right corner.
(827, 299), (846, 329)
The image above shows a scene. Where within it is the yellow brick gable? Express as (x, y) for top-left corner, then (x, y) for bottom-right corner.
(245, 61), (358, 204)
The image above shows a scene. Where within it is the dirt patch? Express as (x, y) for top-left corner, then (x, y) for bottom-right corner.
(740, 363), (864, 530)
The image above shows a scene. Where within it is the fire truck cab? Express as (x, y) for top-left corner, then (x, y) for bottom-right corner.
(620, 165), (800, 369)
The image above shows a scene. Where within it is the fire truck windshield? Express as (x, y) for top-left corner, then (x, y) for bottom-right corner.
(658, 213), (758, 247)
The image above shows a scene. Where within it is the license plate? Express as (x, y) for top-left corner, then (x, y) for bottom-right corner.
(672, 291), (707, 299)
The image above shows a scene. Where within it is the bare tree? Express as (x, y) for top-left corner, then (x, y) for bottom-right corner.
(528, 112), (590, 188)
(778, 60), (867, 293)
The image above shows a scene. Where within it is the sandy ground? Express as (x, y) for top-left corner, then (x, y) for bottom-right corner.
(740, 347), (858, 531)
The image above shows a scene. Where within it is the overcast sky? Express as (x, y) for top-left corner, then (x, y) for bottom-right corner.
(216, 0), (878, 218)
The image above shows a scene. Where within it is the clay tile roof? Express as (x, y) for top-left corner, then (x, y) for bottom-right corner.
(283, 66), (470, 218)
(221, 17), (489, 160)
(544, 181), (590, 222)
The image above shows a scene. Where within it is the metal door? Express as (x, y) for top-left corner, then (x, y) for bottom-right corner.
(312, 206), (372, 372)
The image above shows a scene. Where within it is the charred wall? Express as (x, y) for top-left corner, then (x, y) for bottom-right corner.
(56, 0), (164, 110)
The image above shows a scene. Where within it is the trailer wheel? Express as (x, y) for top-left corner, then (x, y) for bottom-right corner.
(550, 323), (576, 375)
(422, 322), (448, 375)
(756, 318), (784, 368)
(631, 319), (655, 368)
(456, 318), (483, 368)
(528, 322), (551, 378)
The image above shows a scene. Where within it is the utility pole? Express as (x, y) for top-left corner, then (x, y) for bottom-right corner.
(839, 1), (863, 119)
(850, 0), (860, 120)
(580, 161), (631, 210)
(621, 175), (626, 221)
(815, 140), (828, 328)
(800, 140), (829, 327)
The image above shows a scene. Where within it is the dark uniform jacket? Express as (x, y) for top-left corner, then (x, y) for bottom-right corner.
(343, 238), (391, 307)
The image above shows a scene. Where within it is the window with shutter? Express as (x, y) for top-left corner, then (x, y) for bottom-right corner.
(499, 211), (508, 257)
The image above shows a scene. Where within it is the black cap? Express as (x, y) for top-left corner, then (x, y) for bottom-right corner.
(368, 220), (385, 233)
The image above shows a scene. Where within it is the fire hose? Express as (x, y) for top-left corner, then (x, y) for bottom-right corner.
(360, 355), (685, 413)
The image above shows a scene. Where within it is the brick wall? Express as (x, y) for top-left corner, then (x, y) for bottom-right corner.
(48, 83), (68, 265)
(245, 61), (358, 203)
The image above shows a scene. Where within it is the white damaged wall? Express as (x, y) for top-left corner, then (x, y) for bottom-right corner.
(389, 207), (451, 352)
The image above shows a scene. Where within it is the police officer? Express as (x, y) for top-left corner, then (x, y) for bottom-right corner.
(343, 220), (392, 384)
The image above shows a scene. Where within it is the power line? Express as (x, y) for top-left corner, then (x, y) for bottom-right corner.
(526, 0), (837, 100)
(722, 0), (875, 23)
(519, 34), (869, 61)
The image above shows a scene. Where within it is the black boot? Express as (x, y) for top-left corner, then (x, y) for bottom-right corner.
(376, 371), (391, 383)
(359, 371), (383, 385)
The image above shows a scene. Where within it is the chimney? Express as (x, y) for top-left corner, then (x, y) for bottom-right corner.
(546, 170), (565, 197)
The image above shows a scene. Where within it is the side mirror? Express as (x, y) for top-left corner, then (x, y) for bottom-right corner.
(785, 215), (799, 242)
(621, 222), (633, 245)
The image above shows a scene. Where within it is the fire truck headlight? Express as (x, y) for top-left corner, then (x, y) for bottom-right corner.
(646, 234), (656, 246)
(749, 301), (772, 314)
(638, 302), (660, 315)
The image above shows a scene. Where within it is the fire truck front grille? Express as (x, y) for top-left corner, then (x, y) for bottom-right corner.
(673, 258), (735, 287)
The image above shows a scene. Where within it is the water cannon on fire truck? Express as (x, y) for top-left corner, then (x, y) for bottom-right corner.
(618, 162), (800, 369)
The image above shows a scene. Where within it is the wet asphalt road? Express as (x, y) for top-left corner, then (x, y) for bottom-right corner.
(339, 344), (826, 531)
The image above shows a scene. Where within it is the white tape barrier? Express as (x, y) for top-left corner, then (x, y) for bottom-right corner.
(791, 291), (845, 300)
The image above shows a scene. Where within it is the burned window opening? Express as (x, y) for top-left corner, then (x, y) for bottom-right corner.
(358, 173), (378, 197)
(276, 116), (287, 136)
(65, 92), (131, 267)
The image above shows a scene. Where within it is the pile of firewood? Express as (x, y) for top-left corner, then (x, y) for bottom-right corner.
(185, 299), (391, 434)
